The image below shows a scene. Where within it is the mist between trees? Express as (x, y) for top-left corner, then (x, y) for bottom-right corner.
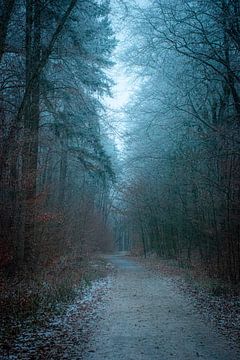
(0, 0), (240, 288)
(114, 0), (240, 285)
(0, 0), (116, 276)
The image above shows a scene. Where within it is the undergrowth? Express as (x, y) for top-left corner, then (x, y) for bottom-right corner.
(0, 255), (109, 348)
(137, 252), (240, 296)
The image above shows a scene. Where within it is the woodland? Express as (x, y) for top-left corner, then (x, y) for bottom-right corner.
(1, 0), (116, 274)
(0, 0), (240, 354)
(120, 0), (240, 285)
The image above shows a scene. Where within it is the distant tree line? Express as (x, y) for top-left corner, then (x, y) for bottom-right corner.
(120, 0), (240, 283)
(0, 0), (116, 274)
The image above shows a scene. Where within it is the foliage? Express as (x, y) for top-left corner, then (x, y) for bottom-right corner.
(0, 0), (116, 272)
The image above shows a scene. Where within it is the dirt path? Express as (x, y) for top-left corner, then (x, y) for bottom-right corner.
(85, 254), (239, 360)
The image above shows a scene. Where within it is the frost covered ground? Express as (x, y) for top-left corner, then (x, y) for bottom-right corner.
(138, 256), (240, 348)
(177, 279), (240, 346)
(0, 276), (111, 359)
(85, 254), (239, 360)
(1, 254), (239, 359)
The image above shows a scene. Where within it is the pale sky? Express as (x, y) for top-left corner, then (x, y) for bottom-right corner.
(104, 65), (133, 152)
(104, 0), (141, 152)
(104, 39), (136, 151)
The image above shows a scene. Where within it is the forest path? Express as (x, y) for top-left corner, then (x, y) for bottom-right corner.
(85, 253), (239, 360)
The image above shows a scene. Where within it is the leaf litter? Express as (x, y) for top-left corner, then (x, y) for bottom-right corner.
(0, 275), (112, 360)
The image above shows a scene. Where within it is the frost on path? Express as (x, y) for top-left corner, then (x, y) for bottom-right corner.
(85, 255), (240, 360)
(1, 277), (111, 360)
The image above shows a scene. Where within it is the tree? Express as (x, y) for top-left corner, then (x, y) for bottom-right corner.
(116, 0), (240, 283)
(0, 0), (116, 272)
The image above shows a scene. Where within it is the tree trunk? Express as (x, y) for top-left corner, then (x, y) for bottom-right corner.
(19, 0), (41, 267)
(58, 139), (68, 206)
(0, 0), (15, 61)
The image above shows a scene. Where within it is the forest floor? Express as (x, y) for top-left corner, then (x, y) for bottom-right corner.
(1, 253), (239, 359)
(85, 254), (240, 360)
(137, 255), (240, 348)
(0, 257), (114, 359)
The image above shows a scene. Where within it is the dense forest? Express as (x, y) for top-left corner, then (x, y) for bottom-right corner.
(1, 0), (240, 301)
(0, 0), (116, 275)
(1, 0), (240, 358)
(117, 0), (240, 284)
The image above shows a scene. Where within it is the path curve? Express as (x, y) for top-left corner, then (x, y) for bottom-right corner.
(85, 254), (239, 360)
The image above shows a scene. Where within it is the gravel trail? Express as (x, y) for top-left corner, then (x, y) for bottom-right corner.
(85, 254), (239, 360)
